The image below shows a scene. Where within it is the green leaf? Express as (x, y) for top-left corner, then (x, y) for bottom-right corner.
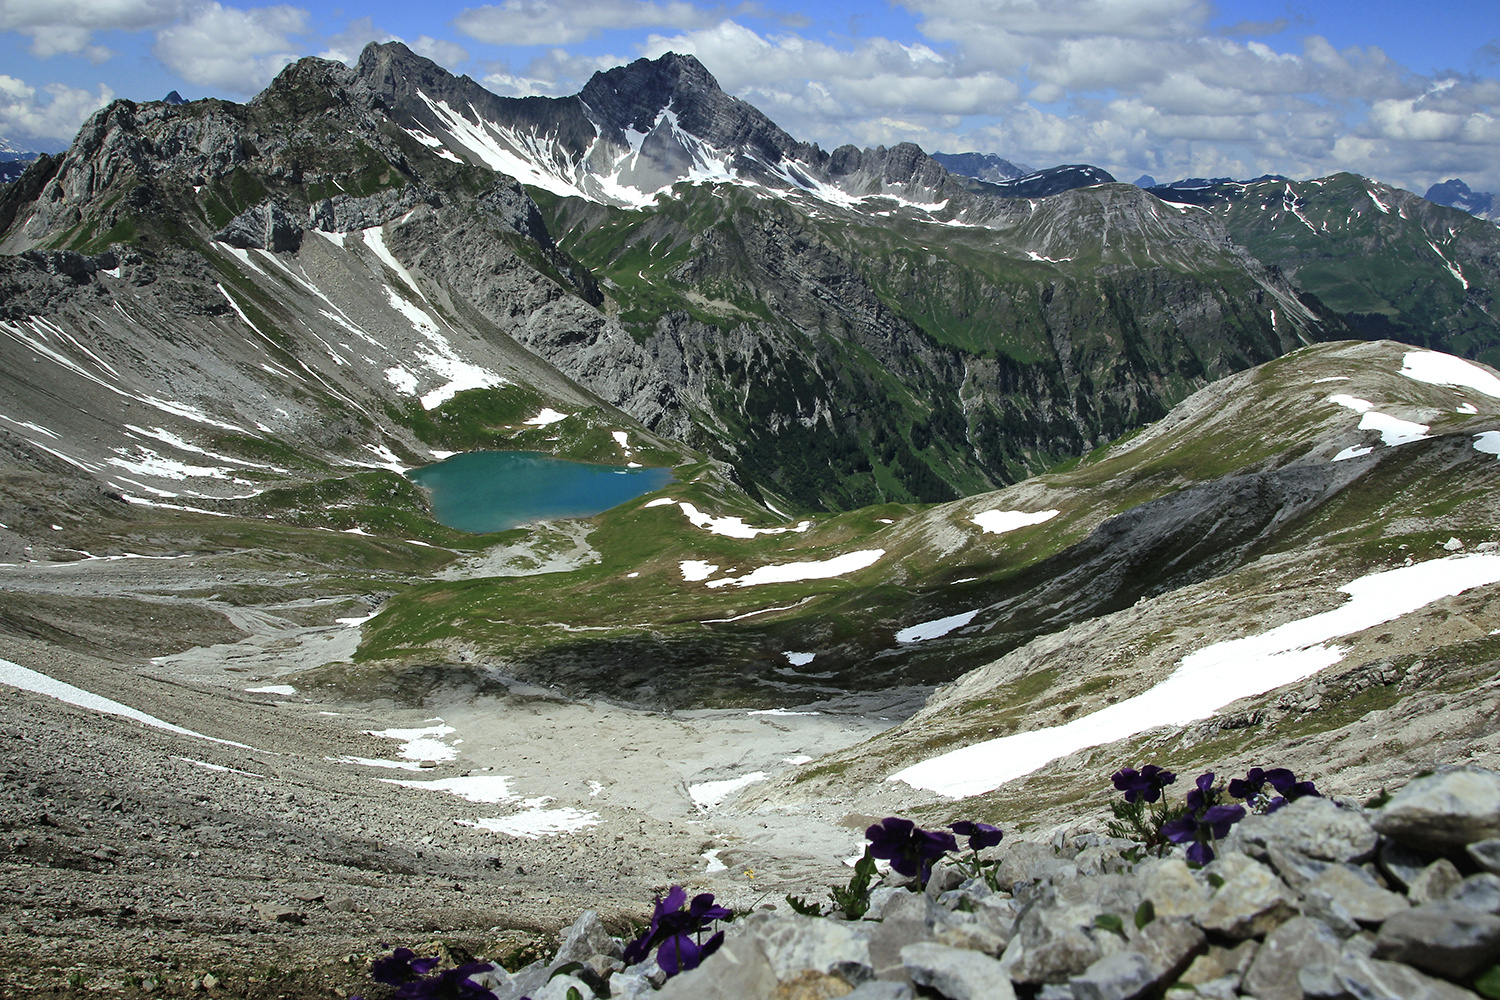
(567, 988), (584, 1000)
(785, 894), (824, 917)
(549, 963), (586, 981)
(1094, 913), (1126, 937)
(1134, 899), (1156, 929)
(1474, 965), (1500, 999)
(1207, 873), (1226, 890)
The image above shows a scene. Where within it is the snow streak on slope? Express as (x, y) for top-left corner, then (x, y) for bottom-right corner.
(890, 553), (1500, 798)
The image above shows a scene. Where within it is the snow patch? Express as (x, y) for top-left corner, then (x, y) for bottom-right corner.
(365, 721), (458, 763)
(679, 560), (719, 582)
(704, 549), (884, 588)
(1474, 432), (1500, 458)
(1400, 351), (1500, 398)
(379, 775), (516, 803)
(896, 609), (981, 643)
(690, 772), (768, 811)
(0, 658), (257, 751)
(891, 552), (1500, 798)
(784, 651), (815, 666)
(523, 408), (568, 426)
(245, 685), (296, 696)
(971, 509), (1060, 534)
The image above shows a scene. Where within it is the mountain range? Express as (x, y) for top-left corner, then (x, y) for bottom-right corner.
(1, 44), (1500, 983)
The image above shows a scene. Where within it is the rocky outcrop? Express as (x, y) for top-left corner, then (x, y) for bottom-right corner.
(457, 766), (1500, 1000)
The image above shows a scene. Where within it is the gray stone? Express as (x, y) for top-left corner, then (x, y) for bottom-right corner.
(1373, 900), (1500, 978)
(489, 960), (551, 1000)
(738, 911), (873, 982)
(926, 859), (966, 900)
(865, 886), (910, 920)
(1178, 940), (1257, 987)
(1303, 864), (1409, 924)
(607, 971), (657, 1000)
(1138, 859), (1210, 919)
(656, 936), (777, 1000)
(866, 911), (932, 984)
(1182, 976), (1241, 999)
(1298, 963), (1352, 999)
(1467, 838), (1500, 876)
(1373, 767), (1500, 852)
(874, 889), (928, 926)
(1196, 853), (1299, 940)
(1068, 950), (1154, 1000)
(845, 983), (913, 1000)
(1377, 838), (1429, 891)
(1001, 889), (1128, 984)
(1227, 797), (1378, 864)
(533, 973), (592, 1000)
(901, 942), (1016, 1000)
(1130, 917), (1204, 980)
(1450, 874), (1500, 915)
(1409, 859), (1466, 905)
(1243, 917), (1343, 1000)
(555, 909), (621, 964)
(931, 905), (1011, 956)
(1335, 955), (1484, 1000)
(1264, 844), (1332, 891)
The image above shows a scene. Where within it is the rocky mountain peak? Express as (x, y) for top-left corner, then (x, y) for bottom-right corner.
(579, 51), (806, 166)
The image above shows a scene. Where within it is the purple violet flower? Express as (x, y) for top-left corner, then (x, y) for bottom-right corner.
(1164, 772), (1246, 865)
(1112, 764), (1177, 803)
(396, 963), (496, 1000)
(372, 949), (442, 987)
(951, 820), (1004, 851)
(866, 817), (958, 881)
(622, 886), (730, 978)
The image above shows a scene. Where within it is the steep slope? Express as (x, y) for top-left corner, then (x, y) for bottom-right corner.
(1427, 177), (1499, 224)
(0, 53), (696, 517)
(1154, 173), (1500, 365)
(732, 340), (1500, 831)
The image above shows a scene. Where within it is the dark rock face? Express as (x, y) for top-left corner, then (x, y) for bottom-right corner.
(978, 164), (1117, 198)
(1426, 178), (1497, 221)
(932, 151), (1029, 183)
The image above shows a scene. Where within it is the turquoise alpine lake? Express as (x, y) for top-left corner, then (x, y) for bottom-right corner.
(408, 451), (675, 533)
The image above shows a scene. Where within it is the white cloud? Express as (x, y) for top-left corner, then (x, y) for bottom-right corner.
(0, 0), (188, 60)
(412, 36), (470, 69)
(153, 2), (308, 96)
(316, 16), (397, 65)
(0, 74), (114, 143)
(456, 0), (730, 46)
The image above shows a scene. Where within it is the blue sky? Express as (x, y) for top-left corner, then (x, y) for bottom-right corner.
(2, 0), (1497, 193)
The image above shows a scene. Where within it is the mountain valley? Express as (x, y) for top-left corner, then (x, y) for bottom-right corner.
(2, 41), (1500, 996)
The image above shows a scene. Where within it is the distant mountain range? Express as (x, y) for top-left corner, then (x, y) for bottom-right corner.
(1426, 177), (1498, 223)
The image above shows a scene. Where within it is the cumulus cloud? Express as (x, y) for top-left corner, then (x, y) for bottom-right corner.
(0, 75), (114, 144)
(412, 36), (471, 69)
(317, 16), (397, 65)
(621, 4), (1498, 193)
(456, 0), (742, 46)
(153, 2), (308, 95)
(0, 0), (189, 60)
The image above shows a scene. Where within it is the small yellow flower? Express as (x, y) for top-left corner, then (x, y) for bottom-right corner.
(744, 869), (754, 879)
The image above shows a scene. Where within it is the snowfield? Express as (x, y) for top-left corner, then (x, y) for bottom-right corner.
(971, 509), (1060, 534)
(890, 552), (1500, 798)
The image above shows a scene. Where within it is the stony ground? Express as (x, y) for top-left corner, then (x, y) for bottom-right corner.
(0, 552), (904, 998)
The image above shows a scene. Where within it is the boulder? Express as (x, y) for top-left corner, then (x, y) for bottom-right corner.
(1302, 864), (1409, 925)
(1373, 900), (1500, 979)
(1226, 797), (1378, 864)
(554, 909), (621, 964)
(656, 936), (778, 1000)
(1242, 917), (1343, 1000)
(900, 942), (1015, 1000)
(1409, 859), (1466, 905)
(1334, 955), (1484, 1000)
(1195, 853), (1298, 940)
(1373, 767), (1500, 852)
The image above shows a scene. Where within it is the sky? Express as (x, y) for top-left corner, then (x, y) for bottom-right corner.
(1, 0), (1497, 194)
